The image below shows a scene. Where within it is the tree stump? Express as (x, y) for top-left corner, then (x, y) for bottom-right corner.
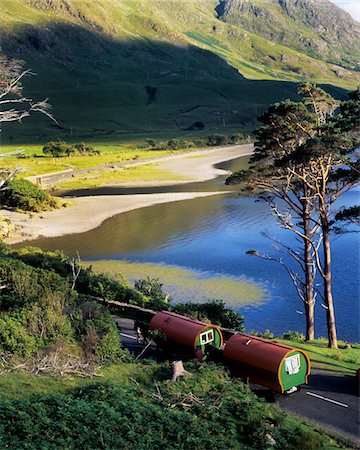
(170, 360), (192, 382)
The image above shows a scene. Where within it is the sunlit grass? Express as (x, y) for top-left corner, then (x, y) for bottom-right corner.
(279, 339), (360, 374)
(85, 259), (265, 307)
(0, 363), (146, 401)
(0, 148), (177, 177)
(56, 164), (189, 189)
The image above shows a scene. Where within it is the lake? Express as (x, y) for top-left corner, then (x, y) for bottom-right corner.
(24, 157), (360, 342)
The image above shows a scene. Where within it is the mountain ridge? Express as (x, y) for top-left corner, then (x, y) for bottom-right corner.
(0, 0), (358, 143)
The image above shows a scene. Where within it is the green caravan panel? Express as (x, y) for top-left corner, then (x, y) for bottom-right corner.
(195, 326), (222, 351)
(280, 351), (309, 391)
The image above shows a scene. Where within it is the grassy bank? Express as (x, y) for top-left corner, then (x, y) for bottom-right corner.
(0, 363), (351, 449)
(55, 164), (190, 190)
(279, 338), (360, 375)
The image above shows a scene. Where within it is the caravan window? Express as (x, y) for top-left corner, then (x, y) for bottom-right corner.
(200, 330), (214, 345)
(285, 354), (301, 375)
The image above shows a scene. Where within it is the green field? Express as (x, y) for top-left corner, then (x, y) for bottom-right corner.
(0, 145), (176, 177)
(0, 0), (355, 145)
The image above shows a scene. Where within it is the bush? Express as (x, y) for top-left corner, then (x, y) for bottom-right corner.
(0, 293), (73, 357)
(43, 141), (75, 157)
(43, 141), (100, 157)
(172, 300), (245, 331)
(207, 134), (229, 146)
(74, 142), (100, 156)
(0, 178), (58, 212)
(77, 268), (146, 305)
(229, 133), (245, 144)
(250, 329), (275, 339)
(186, 121), (205, 130)
(0, 246), (131, 361)
(0, 257), (70, 310)
(283, 330), (305, 342)
(167, 139), (181, 150)
(70, 299), (129, 362)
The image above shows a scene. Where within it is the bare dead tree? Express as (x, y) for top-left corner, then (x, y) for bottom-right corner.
(69, 252), (82, 290)
(0, 168), (18, 192)
(253, 229), (321, 314)
(0, 56), (57, 125)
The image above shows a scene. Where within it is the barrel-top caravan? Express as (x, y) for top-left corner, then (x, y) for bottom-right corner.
(224, 333), (311, 394)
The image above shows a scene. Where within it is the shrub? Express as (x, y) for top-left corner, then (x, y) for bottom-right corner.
(0, 293), (73, 357)
(283, 330), (305, 342)
(70, 300), (128, 362)
(43, 141), (100, 157)
(0, 257), (70, 310)
(74, 142), (100, 156)
(43, 141), (75, 157)
(135, 277), (170, 305)
(229, 133), (245, 144)
(250, 329), (274, 339)
(207, 134), (229, 146)
(167, 139), (181, 150)
(145, 139), (156, 149)
(186, 121), (205, 130)
(0, 178), (58, 212)
(172, 300), (245, 331)
(77, 268), (146, 305)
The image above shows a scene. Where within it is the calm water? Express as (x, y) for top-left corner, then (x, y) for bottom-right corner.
(24, 158), (360, 342)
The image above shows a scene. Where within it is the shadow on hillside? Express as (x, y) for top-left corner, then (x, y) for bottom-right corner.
(1, 22), (348, 143)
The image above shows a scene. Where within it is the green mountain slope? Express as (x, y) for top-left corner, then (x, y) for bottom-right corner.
(0, 0), (357, 144)
(216, 0), (360, 72)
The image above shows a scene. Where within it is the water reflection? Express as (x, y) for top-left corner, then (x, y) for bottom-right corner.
(16, 158), (360, 342)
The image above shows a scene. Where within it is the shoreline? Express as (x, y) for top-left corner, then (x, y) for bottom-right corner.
(3, 191), (229, 244)
(2, 145), (252, 244)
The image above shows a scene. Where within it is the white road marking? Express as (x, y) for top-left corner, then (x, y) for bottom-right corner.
(306, 391), (349, 408)
(120, 333), (138, 341)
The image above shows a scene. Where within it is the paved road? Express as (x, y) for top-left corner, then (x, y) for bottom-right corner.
(116, 318), (359, 443)
(276, 370), (359, 443)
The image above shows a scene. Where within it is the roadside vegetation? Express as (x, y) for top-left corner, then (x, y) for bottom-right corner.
(0, 244), (357, 448)
(0, 364), (350, 450)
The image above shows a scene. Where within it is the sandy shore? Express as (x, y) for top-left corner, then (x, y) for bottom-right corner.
(117, 144), (254, 186)
(2, 144), (252, 244)
(2, 192), (228, 244)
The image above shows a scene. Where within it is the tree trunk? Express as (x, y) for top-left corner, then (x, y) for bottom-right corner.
(303, 194), (315, 341)
(322, 220), (338, 349)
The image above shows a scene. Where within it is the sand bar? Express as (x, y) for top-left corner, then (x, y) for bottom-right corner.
(2, 192), (228, 244)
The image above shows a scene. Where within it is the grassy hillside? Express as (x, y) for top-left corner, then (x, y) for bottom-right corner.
(217, 0), (360, 71)
(0, 0), (357, 144)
